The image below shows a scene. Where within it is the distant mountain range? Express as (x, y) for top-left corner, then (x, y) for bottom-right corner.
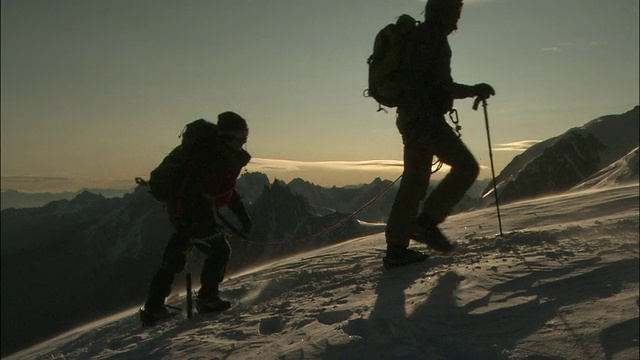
(1, 188), (133, 210)
(0, 175), (390, 356)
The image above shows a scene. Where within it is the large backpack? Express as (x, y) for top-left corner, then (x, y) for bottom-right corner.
(366, 14), (419, 109)
(146, 119), (218, 202)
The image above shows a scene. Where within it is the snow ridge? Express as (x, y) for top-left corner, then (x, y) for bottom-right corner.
(7, 184), (638, 360)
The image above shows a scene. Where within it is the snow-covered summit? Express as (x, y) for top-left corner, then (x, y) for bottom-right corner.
(485, 106), (639, 204)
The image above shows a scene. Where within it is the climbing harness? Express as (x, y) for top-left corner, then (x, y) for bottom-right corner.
(431, 108), (463, 173)
(448, 108), (462, 138)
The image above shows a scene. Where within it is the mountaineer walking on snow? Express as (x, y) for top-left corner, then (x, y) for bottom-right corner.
(139, 112), (253, 324)
(383, 0), (495, 267)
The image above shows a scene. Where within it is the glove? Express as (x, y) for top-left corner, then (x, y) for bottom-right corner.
(473, 83), (495, 99)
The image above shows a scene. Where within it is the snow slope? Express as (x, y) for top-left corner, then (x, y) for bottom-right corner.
(572, 147), (639, 191)
(486, 106), (639, 204)
(6, 184), (639, 360)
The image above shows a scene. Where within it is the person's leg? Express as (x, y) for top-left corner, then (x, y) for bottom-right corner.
(144, 230), (190, 311)
(385, 138), (432, 249)
(187, 205), (233, 311)
(198, 235), (231, 300)
(419, 126), (479, 225)
(384, 115), (432, 267)
(191, 234), (233, 311)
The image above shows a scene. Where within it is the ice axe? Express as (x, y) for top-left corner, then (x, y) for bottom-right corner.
(186, 272), (193, 318)
(473, 97), (504, 236)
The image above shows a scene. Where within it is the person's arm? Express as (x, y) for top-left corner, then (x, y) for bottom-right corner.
(182, 143), (216, 213)
(227, 190), (252, 233)
(452, 82), (495, 100)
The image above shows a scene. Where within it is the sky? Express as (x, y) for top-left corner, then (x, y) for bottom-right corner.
(1, 0), (638, 192)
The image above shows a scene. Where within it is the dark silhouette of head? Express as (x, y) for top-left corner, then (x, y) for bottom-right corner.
(217, 111), (247, 133)
(217, 111), (249, 150)
(424, 0), (464, 34)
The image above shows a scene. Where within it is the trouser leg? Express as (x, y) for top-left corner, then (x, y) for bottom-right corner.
(180, 203), (231, 300)
(197, 236), (232, 300)
(145, 230), (190, 310)
(419, 127), (479, 224)
(386, 134), (431, 249)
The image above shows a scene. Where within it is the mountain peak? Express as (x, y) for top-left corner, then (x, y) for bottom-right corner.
(486, 106), (639, 204)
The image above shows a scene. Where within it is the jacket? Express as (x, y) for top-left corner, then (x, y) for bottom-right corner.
(398, 22), (477, 122)
(174, 140), (251, 218)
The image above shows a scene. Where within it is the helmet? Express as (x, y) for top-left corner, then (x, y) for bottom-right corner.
(424, 0), (463, 32)
(217, 111), (248, 138)
(425, 0), (463, 15)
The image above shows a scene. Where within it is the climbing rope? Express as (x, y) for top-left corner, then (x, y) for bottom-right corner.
(139, 109), (465, 248)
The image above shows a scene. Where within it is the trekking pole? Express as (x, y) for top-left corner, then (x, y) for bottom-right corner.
(474, 98), (504, 236)
(186, 272), (193, 318)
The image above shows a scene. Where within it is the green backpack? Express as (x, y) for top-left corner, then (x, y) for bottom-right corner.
(146, 119), (218, 202)
(366, 14), (419, 109)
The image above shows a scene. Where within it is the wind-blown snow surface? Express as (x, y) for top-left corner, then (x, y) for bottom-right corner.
(8, 184), (639, 360)
(486, 106), (639, 204)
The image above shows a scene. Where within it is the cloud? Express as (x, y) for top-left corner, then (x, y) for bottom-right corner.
(248, 158), (405, 173)
(1, 176), (72, 183)
(542, 41), (608, 52)
(245, 158), (408, 186)
(493, 140), (541, 152)
(248, 158), (489, 179)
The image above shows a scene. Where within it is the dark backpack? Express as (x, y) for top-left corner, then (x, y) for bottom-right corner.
(147, 119), (218, 202)
(366, 14), (418, 109)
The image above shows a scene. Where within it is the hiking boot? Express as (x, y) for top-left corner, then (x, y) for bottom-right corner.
(139, 305), (175, 325)
(411, 222), (454, 254)
(196, 296), (232, 313)
(383, 247), (428, 268)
